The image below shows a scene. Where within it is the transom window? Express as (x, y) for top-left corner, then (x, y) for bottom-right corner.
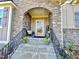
(75, 11), (79, 27)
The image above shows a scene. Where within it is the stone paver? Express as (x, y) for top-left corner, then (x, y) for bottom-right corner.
(32, 54), (39, 59)
(10, 37), (57, 59)
(40, 54), (46, 59)
(0, 44), (6, 50)
(10, 44), (57, 59)
(27, 37), (49, 45)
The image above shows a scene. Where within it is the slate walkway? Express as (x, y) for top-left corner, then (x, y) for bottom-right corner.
(0, 43), (6, 50)
(10, 43), (57, 59)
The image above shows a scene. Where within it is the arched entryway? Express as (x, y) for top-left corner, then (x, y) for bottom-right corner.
(23, 7), (51, 37)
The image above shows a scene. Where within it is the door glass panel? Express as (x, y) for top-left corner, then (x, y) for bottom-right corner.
(35, 20), (45, 36)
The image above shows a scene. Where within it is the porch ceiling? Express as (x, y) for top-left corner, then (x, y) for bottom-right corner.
(28, 8), (50, 18)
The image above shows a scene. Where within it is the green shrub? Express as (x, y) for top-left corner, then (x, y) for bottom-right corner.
(42, 37), (49, 42)
(64, 39), (76, 59)
(67, 39), (75, 51)
(22, 36), (29, 43)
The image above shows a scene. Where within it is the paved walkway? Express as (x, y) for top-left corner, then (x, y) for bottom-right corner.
(10, 44), (57, 59)
(0, 43), (6, 50)
(26, 37), (50, 45)
(10, 37), (57, 59)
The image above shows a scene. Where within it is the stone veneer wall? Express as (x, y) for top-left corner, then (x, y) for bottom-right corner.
(23, 14), (31, 30)
(63, 29), (79, 46)
(11, 0), (61, 43)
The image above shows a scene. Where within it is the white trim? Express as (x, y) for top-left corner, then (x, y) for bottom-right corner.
(0, 1), (16, 8)
(0, 7), (12, 44)
(61, 5), (63, 48)
(6, 6), (12, 43)
(72, 4), (76, 28)
(63, 27), (79, 29)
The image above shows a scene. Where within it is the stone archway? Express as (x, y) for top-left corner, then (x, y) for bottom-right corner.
(12, 0), (61, 46)
(23, 7), (52, 37)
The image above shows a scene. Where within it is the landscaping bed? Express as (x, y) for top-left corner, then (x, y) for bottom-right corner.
(63, 39), (79, 59)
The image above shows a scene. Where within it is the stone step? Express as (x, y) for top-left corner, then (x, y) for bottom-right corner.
(26, 37), (50, 45)
(15, 44), (55, 53)
(10, 44), (57, 59)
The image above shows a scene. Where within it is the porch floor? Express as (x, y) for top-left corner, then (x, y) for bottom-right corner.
(10, 38), (57, 59)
